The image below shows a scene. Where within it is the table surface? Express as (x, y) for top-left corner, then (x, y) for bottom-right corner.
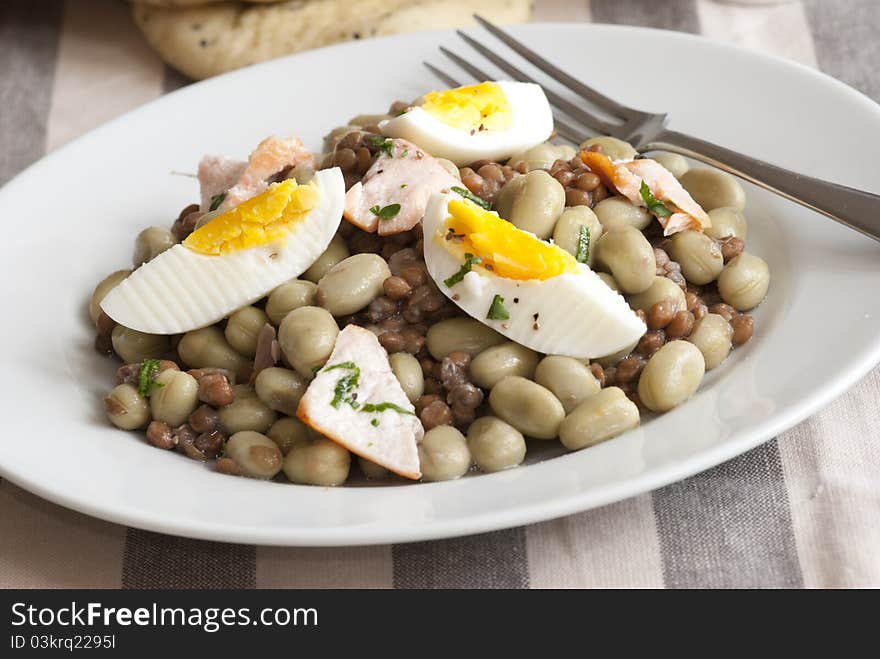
(1, 0), (878, 589)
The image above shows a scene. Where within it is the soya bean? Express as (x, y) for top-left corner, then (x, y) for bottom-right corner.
(302, 234), (350, 283)
(494, 170), (565, 239)
(388, 352), (424, 403)
(426, 318), (505, 360)
(133, 226), (175, 267)
(596, 272), (620, 292)
(466, 416), (526, 473)
(652, 153), (689, 179)
(316, 253), (391, 316)
(552, 206), (602, 264)
(594, 339), (639, 368)
(717, 253), (770, 311)
(688, 313), (733, 369)
(594, 227), (656, 294)
(638, 340), (705, 412)
(627, 276), (687, 314)
(435, 158), (461, 180)
(265, 279), (318, 325)
(559, 387), (640, 450)
(488, 376), (565, 439)
(277, 306), (339, 378)
(218, 385), (277, 434)
(579, 136), (638, 161)
(267, 417), (311, 455)
(104, 383), (150, 430)
(706, 206), (748, 240)
(282, 437), (351, 486)
(680, 168), (746, 211)
(224, 306), (269, 358)
(667, 230), (724, 285)
(534, 355), (601, 414)
(359, 456), (391, 480)
(469, 342), (540, 390)
(254, 367), (307, 415)
(224, 431), (283, 479)
(177, 327), (246, 372)
(90, 270), (130, 324)
(594, 197), (652, 232)
(418, 426), (471, 482)
(149, 369), (199, 427)
(110, 326), (169, 364)
(507, 142), (575, 172)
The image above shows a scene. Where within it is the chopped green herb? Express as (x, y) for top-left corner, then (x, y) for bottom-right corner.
(325, 361), (362, 409)
(639, 180), (672, 218)
(369, 203), (401, 220)
(400, 183), (408, 189)
(401, 148), (409, 158)
(208, 192), (226, 212)
(137, 359), (165, 397)
(367, 135), (394, 158)
(486, 294), (510, 321)
(443, 252), (482, 287)
(575, 225), (591, 264)
(370, 419), (380, 427)
(451, 185), (492, 210)
(323, 362), (416, 419)
(361, 402), (416, 416)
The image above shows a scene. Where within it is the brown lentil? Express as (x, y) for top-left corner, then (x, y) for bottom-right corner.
(146, 421), (176, 449)
(647, 300), (676, 330)
(692, 303), (708, 321)
(420, 399), (454, 430)
(589, 363), (606, 388)
(709, 303), (737, 322)
(400, 264), (427, 287)
(565, 188), (592, 208)
(666, 310), (696, 339)
(198, 373), (234, 407)
(615, 356), (646, 384)
(719, 236), (745, 263)
(188, 404), (219, 434)
(378, 331), (406, 353)
(637, 330), (666, 357)
(731, 315), (754, 346)
(194, 430), (224, 459)
(383, 275), (412, 300)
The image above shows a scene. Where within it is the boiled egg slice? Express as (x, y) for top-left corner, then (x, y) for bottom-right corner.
(423, 194), (646, 359)
(101, 167), (344, 335)
(379, 81), (553, 166)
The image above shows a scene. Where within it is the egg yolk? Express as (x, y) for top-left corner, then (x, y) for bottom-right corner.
(442, 199), (579, 280)
(421, 82), (511, 133)
(184, 179), (320, 256)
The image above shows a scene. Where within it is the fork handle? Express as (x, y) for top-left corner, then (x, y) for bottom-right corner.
(643, 129), (880, 243)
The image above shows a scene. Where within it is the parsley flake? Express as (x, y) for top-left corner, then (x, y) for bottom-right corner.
(575, 225), (591, 264)
(639, 180), (672, 218)
(451, 186), (492, 210)
(367, 135), (394, 158)
(208, 192), (226, 212)
(369, 203), (401, 220)
(487, 294), (510, 321)
(137, 359), (165, 397)
(444, 253), (482, 287)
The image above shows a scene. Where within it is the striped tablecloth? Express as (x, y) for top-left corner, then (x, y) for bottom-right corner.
(2, 0), (878, 589)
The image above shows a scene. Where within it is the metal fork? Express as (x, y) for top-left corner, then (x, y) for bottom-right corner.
(426, 15), (880, 243)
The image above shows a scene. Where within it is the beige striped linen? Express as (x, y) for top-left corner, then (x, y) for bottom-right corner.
(1, 0), (878, 589)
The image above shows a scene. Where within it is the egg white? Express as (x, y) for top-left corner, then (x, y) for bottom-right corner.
(422, 193), (646, 359)
(378, 81), (553, 166)
(101, 167), (345, 335)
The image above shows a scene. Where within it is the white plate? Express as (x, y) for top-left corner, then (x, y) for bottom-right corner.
(2, 24), (879, 546)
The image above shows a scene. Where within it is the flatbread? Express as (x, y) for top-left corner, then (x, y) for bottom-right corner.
(131, 0), (532, 79)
